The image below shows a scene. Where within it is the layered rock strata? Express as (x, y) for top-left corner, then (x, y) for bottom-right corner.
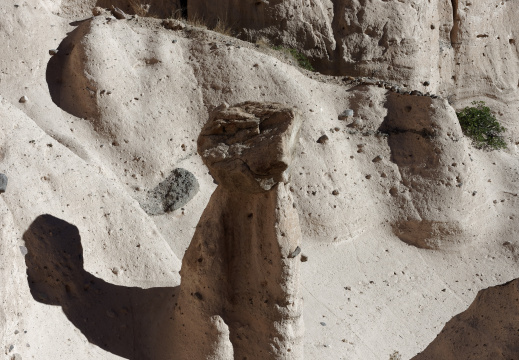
(172, 102), (304, 359)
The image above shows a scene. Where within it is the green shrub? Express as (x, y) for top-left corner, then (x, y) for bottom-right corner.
(272, 46), (315, 71)
(456, 101), (507, 150)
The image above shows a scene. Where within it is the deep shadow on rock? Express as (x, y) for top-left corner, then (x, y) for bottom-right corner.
(412, 278), (519, 359)
(45, 19), (95, 120)
(379, 93), (468, 249)
(23, 215), (178, 360)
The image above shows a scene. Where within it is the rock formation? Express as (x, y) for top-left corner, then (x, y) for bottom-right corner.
(188, 0), (519, 99)
(2, 1), (519, 358)
(412, 279), (519, 360)
(172, 102), (304, 359)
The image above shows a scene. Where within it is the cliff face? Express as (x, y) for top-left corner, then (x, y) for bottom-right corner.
(188, 0), (519, 98)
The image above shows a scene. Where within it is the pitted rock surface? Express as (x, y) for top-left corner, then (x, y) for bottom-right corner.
(198, 101), (302, 193)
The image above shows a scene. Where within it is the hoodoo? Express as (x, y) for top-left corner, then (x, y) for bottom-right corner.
(173, 102), (304, 359)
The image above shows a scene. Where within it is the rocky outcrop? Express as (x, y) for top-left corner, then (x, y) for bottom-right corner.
(172, 102), (304, 359)
(380, 94), (478, 249)
(187, 0), (519, 100)
(413, 279), (519, 359)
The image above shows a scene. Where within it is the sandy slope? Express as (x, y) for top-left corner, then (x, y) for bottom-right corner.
(1, 1), (518, 359)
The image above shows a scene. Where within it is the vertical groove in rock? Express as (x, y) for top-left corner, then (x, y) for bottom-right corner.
(449, 0), (460, 46)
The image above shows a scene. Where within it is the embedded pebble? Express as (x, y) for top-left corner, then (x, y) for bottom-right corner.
(351, 118), (363, 128)
(92, 6), (104, 16)
(332, 190), (339, 195)
(19, 246), (28, 255)
(162, 19), (186, 31)
(316, 135), (329, 144)
(0, 173), (7, 193)
(338, 109), (354, 120)
(288, 246), (301, 258)
(19, 96), (28, 103)
(320, 322), (327, 326)
(49, 49), (58, 56)
(372, 155), (382, 162)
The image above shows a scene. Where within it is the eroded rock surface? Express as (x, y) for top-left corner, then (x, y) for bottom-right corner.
(173, 102), (304, 359)
(413, 279), (519, 360)
(198, 101), (302, 192)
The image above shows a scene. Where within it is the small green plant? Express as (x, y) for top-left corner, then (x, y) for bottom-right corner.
(456, 101), (507, 150)
(272, 46), (315, 71)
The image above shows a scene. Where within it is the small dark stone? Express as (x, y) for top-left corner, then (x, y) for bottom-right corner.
(423, 81), (430, 86)
(411, 90), (423, 96)
(194, 292), (203, 300)
(288, 246), (301, 258)
(320, 322), (326, 326)
(300, 255), (308, 262)
(372, 155), (382, 163)
(316, 135), (329, 144)
(49, 49), (58, 56)
(142, 168), (199, 215)
(332, 190), (339, 196)
(111, 5), (127, 19)
(0, 173), (7, 193)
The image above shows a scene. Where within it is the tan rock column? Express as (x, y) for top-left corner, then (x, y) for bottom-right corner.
(172, 102), (304, 360)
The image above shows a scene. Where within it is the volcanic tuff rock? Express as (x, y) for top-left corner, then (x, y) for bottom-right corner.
(198, 101), (302, 192)
(413, 279), (519, 360)
(173, 102), (304, 359)
(1, 0), (519, 359)
(188, 0), (519, 100)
